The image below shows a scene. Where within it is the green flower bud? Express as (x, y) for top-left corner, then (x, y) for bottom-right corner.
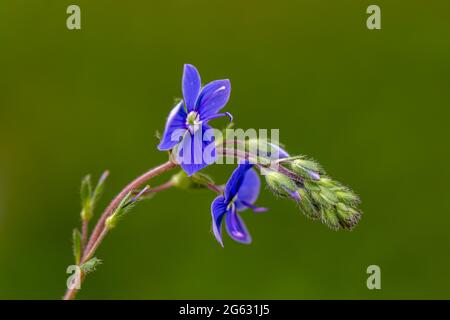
(335, 190), (360, 205)
(105, 191), (134, 230)
(336, 203), (361, 230)
(171, 170), (193, 190)
(297, 188), (319, 219)
(316, 177), (335, 188)
(318, 187), (339, 205)
(322, 209), (340, 230)
(304, 180), (321, 191)
(171, 170), (215, 190)
(265, 171), (300, 201)
(190, 172), (215, 188)
(289, 157), (325, 176)
(105, 214), (118, 230)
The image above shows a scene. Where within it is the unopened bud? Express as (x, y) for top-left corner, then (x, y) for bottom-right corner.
(322, 209), (340, 230)
(171, 170), (215, 190)
(105, 214), (118, 230)
(265, 171), (300, 201)
(297, 188), (319, 219)
(290, 158), (324, 181)
(171, 171), (193, 189)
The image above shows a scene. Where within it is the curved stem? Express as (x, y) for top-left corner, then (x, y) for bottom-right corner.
(83, 161), (176, 258)
(63, 160), (177, 300)
(139, 180), (174, 197)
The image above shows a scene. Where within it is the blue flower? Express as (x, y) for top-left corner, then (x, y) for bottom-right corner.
(158, 64), (232, 176)
(211, 162), (267, 246)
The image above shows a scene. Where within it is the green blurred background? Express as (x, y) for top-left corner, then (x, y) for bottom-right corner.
(1, 0), (450, 299)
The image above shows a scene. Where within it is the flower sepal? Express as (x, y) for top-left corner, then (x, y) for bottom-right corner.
(171, 170), (215, 190)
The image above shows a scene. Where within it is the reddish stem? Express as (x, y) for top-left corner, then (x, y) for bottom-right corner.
(63, 160), (177, 300)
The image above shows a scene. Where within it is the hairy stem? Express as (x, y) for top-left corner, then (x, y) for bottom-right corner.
(81, 220), (89, 249)
(83, 161), (177, 257)
(139, 179), (175, 197)
(63, 160), (177, 300)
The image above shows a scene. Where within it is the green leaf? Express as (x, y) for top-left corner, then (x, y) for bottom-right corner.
(105, 192), (134, 230)
(92, 170), (109, 205)
(171, 170), (216, 190)
(80, 257), (102, 274)
(80, 175), (92, 207)
(72, 229), (82, 265)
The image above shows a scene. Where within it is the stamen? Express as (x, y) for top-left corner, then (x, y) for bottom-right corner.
(122, 185), (151, 209)
(202, 112), (233, 123)
(240, 200), (268, 213)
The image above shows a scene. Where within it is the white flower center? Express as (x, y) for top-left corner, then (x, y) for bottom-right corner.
(186, 111), (201, 133)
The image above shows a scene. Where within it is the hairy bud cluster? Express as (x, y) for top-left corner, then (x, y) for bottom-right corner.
(264, 156), (361, 230)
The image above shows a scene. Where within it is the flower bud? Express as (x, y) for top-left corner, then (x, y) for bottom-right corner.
(171, 170), (215, 190)
(289, 158), (324, 181)
(171, 170), (193, 189)
(335, 190), (360, 205)
(336, 203), (361, 229)
(322, 209), (340, 230)
(297, 188), (319, 219)
(105, 214), (118, 230)
(265, 171), (300, 201)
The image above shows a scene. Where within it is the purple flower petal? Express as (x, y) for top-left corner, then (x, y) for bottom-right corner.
(235, 168), (261, 211)
(307, 170), (320, 181)
(176, 124), (216, 176)
(182, 64), (201, 112)
(211, 196), (228, 246)
(196, 79), (231, 119)
(225, 206), (252, 244)
(157, 101), (188, 151)
(283, 186), (301, 201)
(224, 162), (254, 203)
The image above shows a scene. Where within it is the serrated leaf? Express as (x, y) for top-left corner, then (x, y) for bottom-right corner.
(80, 257), (102, 274)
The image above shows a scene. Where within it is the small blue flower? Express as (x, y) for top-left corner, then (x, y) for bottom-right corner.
(211, 162), (267, 246)
(158, 64), (232, 176)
